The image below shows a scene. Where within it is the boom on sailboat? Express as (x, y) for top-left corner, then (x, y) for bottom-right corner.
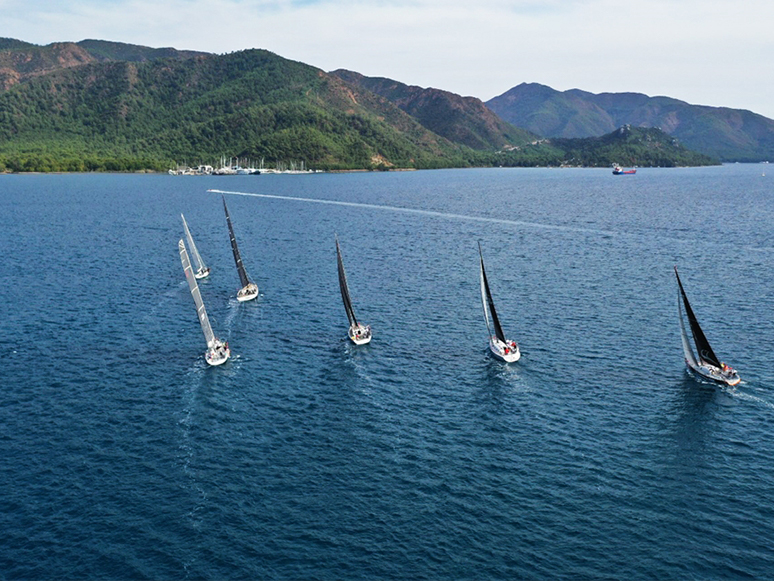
(181, 214), (210, 279)
(336, 235), (371, 345)
(479, 242), (520, 362)
(675, 266), (739, 386)
(222, 196), (259, 302)
(179, 239), (230, 366)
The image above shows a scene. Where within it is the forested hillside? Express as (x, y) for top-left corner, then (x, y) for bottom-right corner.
(0, 39), (723, 172)
(549, 126), (717, 167)
(331, 69), (536, 151)
(0, 48), (472, 171)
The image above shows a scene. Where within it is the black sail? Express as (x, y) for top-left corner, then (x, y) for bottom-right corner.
(336, 237), (358, 327)
(222, 196), (251, 288)
(674, 267), (721, 368)
(479, 244), (507, 344)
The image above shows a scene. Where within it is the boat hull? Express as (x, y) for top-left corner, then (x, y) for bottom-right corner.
(194, 267), (211, 280)
(489, 337), (520, 362)
(349, 324), (372, 345)
(686, 360), (740, 386)
(205, 341), (230, 366)
(237, 283), (259, 302)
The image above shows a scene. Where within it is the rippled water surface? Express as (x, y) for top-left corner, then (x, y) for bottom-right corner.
(2, 166), (774, 579)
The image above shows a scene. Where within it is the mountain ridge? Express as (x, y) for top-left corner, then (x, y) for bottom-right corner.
(0, 38), (726, 171)
(331, 69), (537, 151)
(0, 45), (474, 171)
(486, 83), (774, 161)
(0, 38), (205, 91)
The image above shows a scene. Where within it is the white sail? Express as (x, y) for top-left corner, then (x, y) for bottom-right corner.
(179, 239), (216, 348)
(181, 214), (208, 275)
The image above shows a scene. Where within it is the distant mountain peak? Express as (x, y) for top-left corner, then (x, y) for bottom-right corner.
(0, 38), (207, 91)
(486, 83), (774, 161)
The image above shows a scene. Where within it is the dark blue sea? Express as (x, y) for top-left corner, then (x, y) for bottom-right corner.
(2, 165), (774, 580)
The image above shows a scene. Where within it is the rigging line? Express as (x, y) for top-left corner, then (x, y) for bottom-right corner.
(208, 189), (618, 237)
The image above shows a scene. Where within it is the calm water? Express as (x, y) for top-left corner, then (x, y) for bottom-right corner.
(1, 165), (773, 579)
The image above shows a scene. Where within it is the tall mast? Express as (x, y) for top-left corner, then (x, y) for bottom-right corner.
(179, 239), (216, 348)
(336, 236), (358, 326)
(674, 266), (721, 368)
(478, 243), (507, 344)
(478, 245), (493, 339)
(677, 282), (698, 367)
(181, 214), (207, 273)
(222, 196), (251, 288)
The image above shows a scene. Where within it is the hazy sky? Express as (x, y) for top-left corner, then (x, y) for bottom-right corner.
(2, 0), (772, 119)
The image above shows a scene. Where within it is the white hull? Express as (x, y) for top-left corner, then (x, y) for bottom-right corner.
(489, 337), (520, 362)
(237, 282), (259, 302)
(194, 267), (210, 280)
(686, 360), (740, 387)
(205, 340), (230, 366)
(349, 324), (372, 345)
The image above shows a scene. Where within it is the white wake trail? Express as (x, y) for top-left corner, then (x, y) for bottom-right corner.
(727, 387), (774, 410)
(208, 189), (618, 237)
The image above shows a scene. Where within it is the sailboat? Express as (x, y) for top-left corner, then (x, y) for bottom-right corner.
(222, 196), (259, 302)
(179, 239), (230, 366)
(181, 214), (210, 279)
(336, 235), (371, 345)
(675, 266), (740, 386)
(479, 242), (520, 362)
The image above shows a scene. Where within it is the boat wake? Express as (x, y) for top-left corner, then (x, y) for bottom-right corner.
(223, 296), (243, 330)
(483, 351), (531, 390)
(209, 189), (618, 237)
(177, 369), (209, 537)
(342, 339), (374, 381)
(725, 385), (774, 410)
(209, 190), (774, 254)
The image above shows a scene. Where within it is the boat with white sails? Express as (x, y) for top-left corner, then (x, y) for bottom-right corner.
(222, 196), (259, 302)
(181, 214), (210, 279)
(675, 266), (740, 386)
(479, 242), (520, 362)
(179, 239), (230, 366)
(336, 235), (371, 345)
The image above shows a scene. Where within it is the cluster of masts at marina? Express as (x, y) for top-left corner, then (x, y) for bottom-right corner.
(179, 197), (740, 387)
(170, 157), (315, 176)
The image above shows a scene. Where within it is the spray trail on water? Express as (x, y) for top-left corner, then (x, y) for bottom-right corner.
(208, 189), (618, 237)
